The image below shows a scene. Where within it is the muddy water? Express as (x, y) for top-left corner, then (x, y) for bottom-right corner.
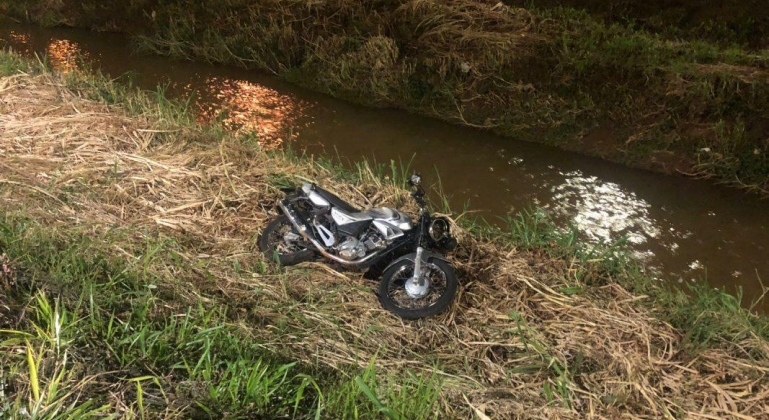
(2, 24), (768, 311)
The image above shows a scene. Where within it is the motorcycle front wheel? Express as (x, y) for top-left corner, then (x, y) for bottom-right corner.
(378, 257), (457, 319)
(258, 215), (315, 266)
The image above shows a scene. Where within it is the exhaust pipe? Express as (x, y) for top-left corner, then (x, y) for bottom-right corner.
(279, 200), (380, 267)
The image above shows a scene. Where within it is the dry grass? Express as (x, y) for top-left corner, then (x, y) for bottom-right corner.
(2, 70), (769, 419)
(8, 0), (769, 191)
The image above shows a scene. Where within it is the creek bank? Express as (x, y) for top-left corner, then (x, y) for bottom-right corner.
(2, 0), (769, 193)
(503, 0), (769, 49)
(1, 51), (769, 418)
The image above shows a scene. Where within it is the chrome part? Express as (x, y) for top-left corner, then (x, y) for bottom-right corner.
(283, 231), (301, 243)
(331, 207), (370, 224)
(407, 246), (426, 298)
(314, 222), (336, 247)
(332, 206), (411, 242)
(330, 207), (413, 231)
(279, 200), (382, 266)
(337, 237), (366, 260)
(358, 207), (396, 219)
(359, 227), (387, 250)
(429, 218), (450, 242)
(308, 191), (331, 207)
(372, 220), (405, 241)
(328, 202), (412, 235)
(386, 261), (448, 309)
(410, 173), (422, 186)
(302, 183), (331, 208)
(269, 224), (303, 254)
(280, 200), (309, 237)
(405, 277), (430, 298)
(381, 250), (450, 277)
(362, 208), (413, 231)
(364, 235), (386, 250)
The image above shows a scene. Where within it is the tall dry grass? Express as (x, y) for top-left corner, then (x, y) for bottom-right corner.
(1, 54), (768, 418)
(6, 0), (769, 192)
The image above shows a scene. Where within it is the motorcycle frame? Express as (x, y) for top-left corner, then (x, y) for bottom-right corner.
(276, 184), (454, 273)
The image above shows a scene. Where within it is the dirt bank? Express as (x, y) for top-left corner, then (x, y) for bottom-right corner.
(1, 53), (768, 418)
(503, 0), (769, 49)
(2, 0), (769, 194)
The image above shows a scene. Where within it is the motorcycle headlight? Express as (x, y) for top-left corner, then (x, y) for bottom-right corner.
(429, 217), (451, 242)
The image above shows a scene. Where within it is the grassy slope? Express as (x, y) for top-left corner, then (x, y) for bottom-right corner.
(2, 0), (769, 194)
(2, 52), (769, 419)
(503, 0), (769, 49)
(0, 56), (441, 419)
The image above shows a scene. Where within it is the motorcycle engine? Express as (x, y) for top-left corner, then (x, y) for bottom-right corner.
(337, 237), (366, 260)
(335, 228), (388, 261)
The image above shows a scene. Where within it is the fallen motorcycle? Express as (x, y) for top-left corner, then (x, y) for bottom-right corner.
(259, 174), (458, 319)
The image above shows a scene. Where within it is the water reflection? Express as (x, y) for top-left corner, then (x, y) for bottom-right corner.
(8, 31), (30, 44)
(181, 77), (314, 148)
(1, 31), (31, 55)
(547, 170), (661, 247)
(2, 29), (313, 149)
(542, 170), (726, 280)
(2, 23), (768, 311)
(2, 32), (84, 73)
(46, 39), (86, 73)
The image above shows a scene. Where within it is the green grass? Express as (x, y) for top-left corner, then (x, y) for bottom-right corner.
(0, 51), (33, 76)
(307, 149), (769, 355)
(6, 45), (768, 354)
(2, 49), (768, 418)
(0, 52), (446, 417)
(504, 0), (769, 50)
(490, 205), (769, 353)
(0, 213), (443, 419)
(4, 0), (769, 193)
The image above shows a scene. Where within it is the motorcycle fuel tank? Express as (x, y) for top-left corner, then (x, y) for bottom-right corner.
(301, 183), (331, 208)
(331, 208), (412, 240)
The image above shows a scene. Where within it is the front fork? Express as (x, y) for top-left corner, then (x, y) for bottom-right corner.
(412, 246), (424, 280)
(405, 246), (429, 298)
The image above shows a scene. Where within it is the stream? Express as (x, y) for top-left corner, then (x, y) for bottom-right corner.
(2, 23), (768, 312)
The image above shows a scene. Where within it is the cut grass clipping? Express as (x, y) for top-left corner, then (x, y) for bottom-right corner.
(1, 51), (768, 419)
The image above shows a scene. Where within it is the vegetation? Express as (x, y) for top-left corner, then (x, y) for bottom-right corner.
(2, 0), (769, 194)
(0, 55), (443, 419)
(503, 0), (769, 49)
(2, 51), (769, 419)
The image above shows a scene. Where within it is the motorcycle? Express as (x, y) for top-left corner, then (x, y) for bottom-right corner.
(258, 173), (459, 319)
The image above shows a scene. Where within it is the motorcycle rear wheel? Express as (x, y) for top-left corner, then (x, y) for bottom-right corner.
(378, 257), (457, 319)
(258, 215), (315, 266)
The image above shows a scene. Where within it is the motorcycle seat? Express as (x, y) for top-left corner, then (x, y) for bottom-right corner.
(313, 185), (360, 213)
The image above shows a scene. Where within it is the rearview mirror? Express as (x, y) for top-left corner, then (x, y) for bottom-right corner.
(409, 173), (422, 186)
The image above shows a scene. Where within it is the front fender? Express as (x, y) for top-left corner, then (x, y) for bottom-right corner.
(381, 250), (450, 274)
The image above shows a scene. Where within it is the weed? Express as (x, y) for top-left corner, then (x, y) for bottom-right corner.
(1, 52), (768, 419)
(6, 0), (769, 191)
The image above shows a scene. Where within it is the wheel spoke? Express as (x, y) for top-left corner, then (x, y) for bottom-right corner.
(386, 263), (448, 310)
(260, 216), (315, 266)
(268, 221), (303, 253)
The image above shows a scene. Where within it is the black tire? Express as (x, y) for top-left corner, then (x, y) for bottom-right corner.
(378, 257), (457, 319)
(258, 215), (315, 266)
